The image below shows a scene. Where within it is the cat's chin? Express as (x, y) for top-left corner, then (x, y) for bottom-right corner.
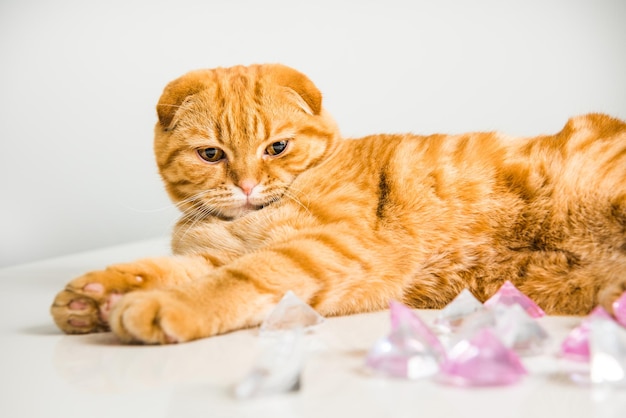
(219, 202), (269, 221)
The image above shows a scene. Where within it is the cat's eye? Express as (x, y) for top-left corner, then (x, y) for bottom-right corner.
(265, 140), (289, 157)
(197, 147), (225, 163)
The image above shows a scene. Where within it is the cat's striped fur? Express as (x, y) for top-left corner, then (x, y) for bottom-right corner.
(51, 64), (626, 343)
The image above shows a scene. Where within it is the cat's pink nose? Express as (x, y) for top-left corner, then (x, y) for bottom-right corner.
(239, 179), (258, 196)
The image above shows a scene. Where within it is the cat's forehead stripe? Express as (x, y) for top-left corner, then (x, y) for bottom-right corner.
(185, 136), (221, 148)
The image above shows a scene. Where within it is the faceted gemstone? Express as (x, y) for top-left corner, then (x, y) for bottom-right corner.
(365, 325), (441, 379)
(438, 328), (527, 387)
(259, 291), (324, 336)
(613, 291), (626, 328)
(389, 301), (446, 360)
(365, 301), (444, 379)
(233, 328), (304, 398)
(493, 304), (549, 356)
(484, 281), (545, 318)
(433, 288), (485, 333)
(590, 317), (626, 386)
(561, 306), (612, 362)
(446, 309), (497, 350)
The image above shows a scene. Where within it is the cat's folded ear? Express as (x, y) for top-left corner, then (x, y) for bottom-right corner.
(265, 64), (322, 116)
(156, 64), (323, 130)
(156, 70), (212, 130)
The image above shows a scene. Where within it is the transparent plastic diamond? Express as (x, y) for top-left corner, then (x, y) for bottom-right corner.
(438, 328), (527, 387)
(259, 291), (324, 336)
(590, 317), (626, 387)
(613, 291), (626, 328)
(446, 308), (497, 351)
(433, 289), (485, 333)
(561, 306), (612, 362)
(484, 281), (545, 318)
(493, 304), (549, 356)
(365, 301), (444, 379)
(365, 327), (441, 379)
(390, 301), (446, 360)
(233, 328), (304, 399)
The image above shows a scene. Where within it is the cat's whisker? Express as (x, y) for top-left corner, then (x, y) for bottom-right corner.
(279, 188), (312, 215)
(177, 208), (215, 242)
(179, 199), (221, 223)
(119, 202), (179, 214)
(283, 184), (312, 206)
(120, 191), (214, 214)
(173, 190), (214, 210)
(174, 194), (229, 241)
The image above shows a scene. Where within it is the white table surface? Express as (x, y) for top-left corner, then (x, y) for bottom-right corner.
(1, 238), (624, 418)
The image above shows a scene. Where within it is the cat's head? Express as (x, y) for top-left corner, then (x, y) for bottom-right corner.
(154, 64), (339, 220)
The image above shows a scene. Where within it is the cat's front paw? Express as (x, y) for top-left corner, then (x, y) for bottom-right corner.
(108, 290), (206, 344)
(50, 263), (155, 334)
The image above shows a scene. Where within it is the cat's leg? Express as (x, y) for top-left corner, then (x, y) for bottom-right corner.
(50, 255), (216, 334)
(509, 250), (626, 316)
(104, 230), (400, 344)
(107, 274), (275, 344)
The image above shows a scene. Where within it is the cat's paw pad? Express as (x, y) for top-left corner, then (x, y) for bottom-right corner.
(50, 267), (149, 334)
(50, 286), (117, 334)
(109, 290), (201, 344)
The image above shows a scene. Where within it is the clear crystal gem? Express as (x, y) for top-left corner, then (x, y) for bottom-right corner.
(233, 328), (305, 399)
(493, 304), (549, 356)
(590, 317), (626, 387)
(259, 291), (324, 336)
(433, 288), (484, 333)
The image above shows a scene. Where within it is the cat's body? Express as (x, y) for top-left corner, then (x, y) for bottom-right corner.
(51, 64), (626, 344)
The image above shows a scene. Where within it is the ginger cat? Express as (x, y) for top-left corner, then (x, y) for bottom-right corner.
(51, 64), (626, 344)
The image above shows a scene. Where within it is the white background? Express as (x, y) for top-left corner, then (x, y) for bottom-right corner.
(1, 0), (625, 267)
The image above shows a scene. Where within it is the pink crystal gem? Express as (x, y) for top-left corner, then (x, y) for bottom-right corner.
(484, 281), (545, 318)
(613, 291), (626, 328)
(390, 301), (446, 360)
(365, 329), (440, 379)
(561, 306), (613, 362)
(439, 328), (527, 387)
(365, 302), (445, 379)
